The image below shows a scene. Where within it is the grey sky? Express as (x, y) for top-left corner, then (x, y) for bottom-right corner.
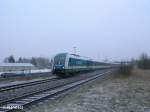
(0, 0), (150, 62)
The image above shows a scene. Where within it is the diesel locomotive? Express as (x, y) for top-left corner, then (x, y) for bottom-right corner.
(51, 53), (112, 77)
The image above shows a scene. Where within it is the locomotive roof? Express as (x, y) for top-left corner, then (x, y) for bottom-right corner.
(54, 53), (112, 64)
(68, 53), (92, 61)
(54, 53), (90, 60)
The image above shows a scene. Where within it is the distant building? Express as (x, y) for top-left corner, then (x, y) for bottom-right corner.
(0, 63), (35, 72)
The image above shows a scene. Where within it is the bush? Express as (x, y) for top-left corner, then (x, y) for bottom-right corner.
(138, 53), (150, 69)
(119, 62), (133, 76)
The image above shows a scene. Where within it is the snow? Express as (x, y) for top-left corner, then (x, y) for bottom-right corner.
(0, 69), (51, 77)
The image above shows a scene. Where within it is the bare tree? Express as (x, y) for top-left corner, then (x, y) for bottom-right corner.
(3, 55), (15, 63)
(138, 53), (150, 69)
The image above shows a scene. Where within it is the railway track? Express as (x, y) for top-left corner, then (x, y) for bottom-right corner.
(0, 76), (59, 105)
(0, 69), (114, 112)
(0, 76), (57, 92)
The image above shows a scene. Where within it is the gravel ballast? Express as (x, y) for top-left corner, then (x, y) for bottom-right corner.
(27, 69), (150, 112)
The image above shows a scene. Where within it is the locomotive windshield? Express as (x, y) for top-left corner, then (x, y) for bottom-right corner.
(54, 53), (67, 65)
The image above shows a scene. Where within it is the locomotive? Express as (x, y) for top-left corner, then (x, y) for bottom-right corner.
(51, 53), (112, 77)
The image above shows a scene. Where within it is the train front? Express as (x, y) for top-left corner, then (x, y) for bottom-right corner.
(52, 53), (67, 75)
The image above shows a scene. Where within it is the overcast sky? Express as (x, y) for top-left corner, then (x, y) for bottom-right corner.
(0, 0), (150, 62)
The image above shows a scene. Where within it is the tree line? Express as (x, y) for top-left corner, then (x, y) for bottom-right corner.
(3, 55), (51, 68)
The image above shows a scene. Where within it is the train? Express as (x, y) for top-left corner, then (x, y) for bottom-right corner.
(51, 53), (114, 77)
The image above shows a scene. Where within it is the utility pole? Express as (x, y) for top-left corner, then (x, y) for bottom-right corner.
(73, 47), (76, 54)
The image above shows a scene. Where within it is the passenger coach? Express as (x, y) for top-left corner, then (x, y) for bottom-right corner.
(51, 53), (112, 77)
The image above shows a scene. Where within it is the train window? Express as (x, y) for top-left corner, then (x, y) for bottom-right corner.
(69, 58), (75, 66)
(69, 58), (93, 66)
(69, 58), (83, 66)
(54, 53), (66, 65)
(76, 60), (82, 65)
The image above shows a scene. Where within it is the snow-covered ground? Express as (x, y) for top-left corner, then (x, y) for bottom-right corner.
(30, 69), (51, 73)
